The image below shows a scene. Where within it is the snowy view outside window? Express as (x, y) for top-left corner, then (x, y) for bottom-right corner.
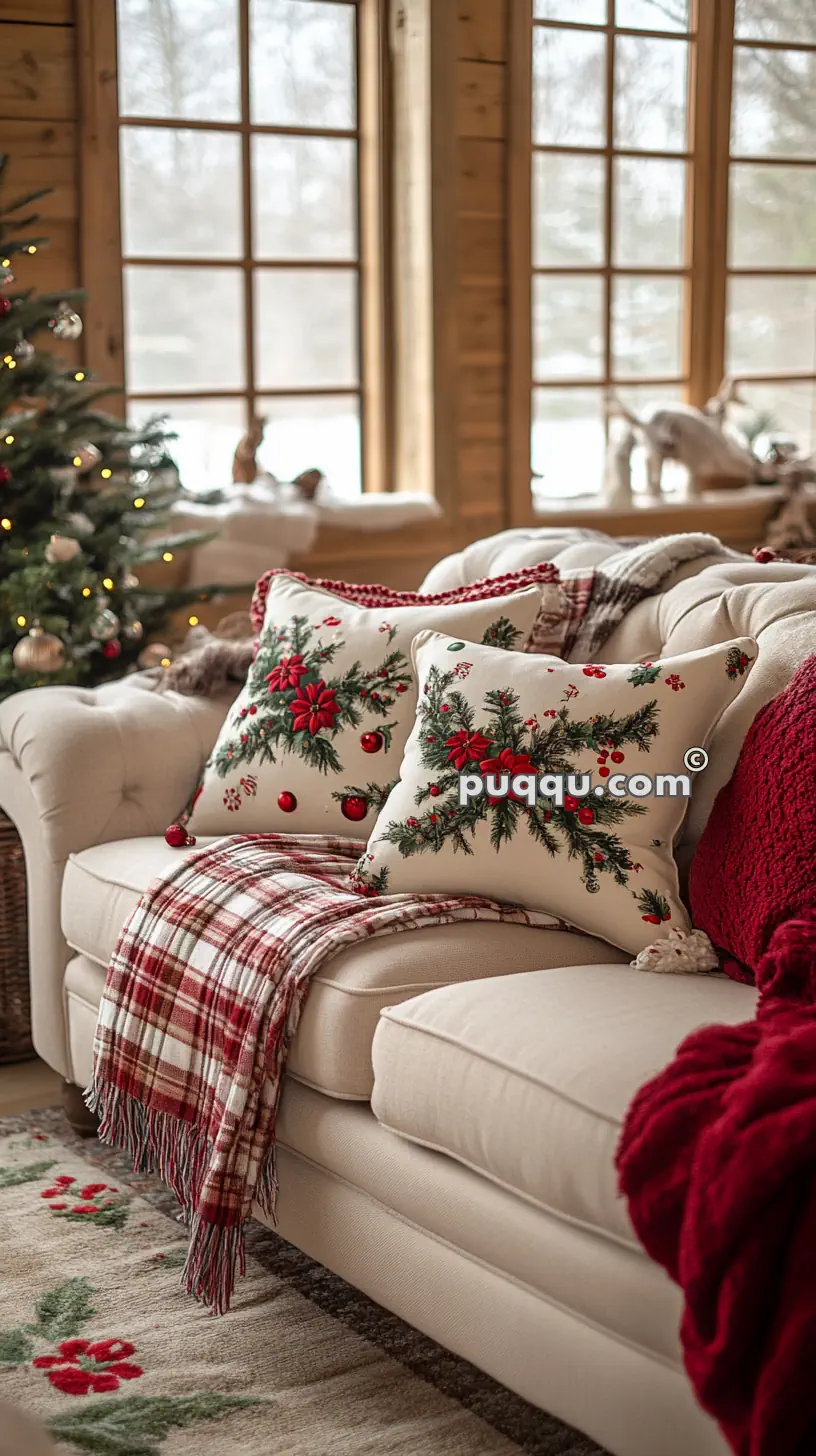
(117, 0), (363, 496)
(531, 0), (816, 501)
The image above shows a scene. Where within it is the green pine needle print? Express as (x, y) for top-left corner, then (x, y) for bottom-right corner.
(480, 617), (523, 651)
(210, 614), (411, 780)
(0, 1160), (56, 1187)
(54, 1201), (130, 1231)
(47, 1393), (262, 1456)
(377, 664), (656, 893)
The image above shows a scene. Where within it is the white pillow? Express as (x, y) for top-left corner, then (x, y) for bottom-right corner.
(187, 576), (546, 838)
(353, 633), (758, 953)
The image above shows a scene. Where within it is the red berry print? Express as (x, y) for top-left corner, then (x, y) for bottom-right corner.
(278, 791), (297, 813)
(642, 914), (661, 925)
(578, 807), (595, 825)
(360, 731), (384, 754)
(610, 751), (625, 764)
(429, 784), (441, 797)
(563, 795), (580, 812)
(598, 766), (610, 778)
(33, 1337), (143, 1396)
(582, 664), (607, 679)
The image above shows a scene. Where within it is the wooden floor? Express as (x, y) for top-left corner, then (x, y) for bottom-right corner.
(0, 1057), (61, 1116)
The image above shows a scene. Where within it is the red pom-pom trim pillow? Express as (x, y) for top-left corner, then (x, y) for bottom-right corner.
(187, 567), (558, 838)
(688, 655), (816, 983)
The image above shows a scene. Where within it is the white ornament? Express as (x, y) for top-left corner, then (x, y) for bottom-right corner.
(66, 512), (94, 536)
(630, 928), (719, 976)
(13, 338), (34, 363)
(89, 605), (120, 642)
(44, 533), (81, 564)
(50, 304), (83, 341)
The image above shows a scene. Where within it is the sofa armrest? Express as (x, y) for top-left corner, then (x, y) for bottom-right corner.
(0, 674), (228, 1078)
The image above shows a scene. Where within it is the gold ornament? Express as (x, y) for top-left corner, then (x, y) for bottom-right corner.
(123, 571), (140, 589)
(44, 533), (81, 564)
(124, 618), (144, 642)
(137, 642), (172, 669)
(12, 624), (64, 674)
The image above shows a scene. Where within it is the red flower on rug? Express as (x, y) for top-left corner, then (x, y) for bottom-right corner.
(289, 680), (341, 735)
(264, 653), (308, 693)
(33, 1337), (143, 1395)
(445, 729), (493, 770)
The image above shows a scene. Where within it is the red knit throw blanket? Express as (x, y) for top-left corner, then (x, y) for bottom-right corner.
(617, 911), (816, 1456)
(89, 833), (573, 1314)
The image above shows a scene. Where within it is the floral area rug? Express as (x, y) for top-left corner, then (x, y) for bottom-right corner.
(0, 1107), (606, 1456)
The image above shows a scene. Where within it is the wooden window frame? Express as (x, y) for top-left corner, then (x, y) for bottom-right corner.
(76, 0), (392, 493)
(508, 0), (816, 522)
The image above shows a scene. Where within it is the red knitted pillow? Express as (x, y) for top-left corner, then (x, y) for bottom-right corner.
(250, 563), (561, 634)
(688, 655), (816, 983)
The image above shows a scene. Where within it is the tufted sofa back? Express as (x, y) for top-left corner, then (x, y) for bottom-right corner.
(422, 528), (816, 864)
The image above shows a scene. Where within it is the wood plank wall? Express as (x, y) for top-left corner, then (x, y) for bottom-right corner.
(456, 0), (508, 544)
(0, 0), (81, 366)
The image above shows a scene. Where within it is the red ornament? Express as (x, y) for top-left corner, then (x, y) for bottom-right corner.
(360, 731), (383, 754)
(429, 784), (441, 797)
(0, 465), (10, 486)
(165, 823), (196, 848)
(341, 795), (368, 822)
(278, 791), (297, 813)
(0, 297), (10, 318)
(610, 750), (625, 764)
(102, 639), (121, 660)
(578, 807), (595, 825)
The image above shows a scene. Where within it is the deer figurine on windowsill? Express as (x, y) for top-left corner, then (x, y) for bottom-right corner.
(604, 380), (767, 505)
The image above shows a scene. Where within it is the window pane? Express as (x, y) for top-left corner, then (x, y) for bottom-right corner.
(120, 128), (242, 260)
(533, 29), (606, 148)
(533, 153), (605, 267)
(731, 381), (816, 455)
(612, 275), (684, 377)
(254, 269), (358, 390)
(116, 0), (240, 122)
(615, 0), (690, 31)
(613, 157), (686, 266)
(252, 136), (356, 261)
(732, 47), (816, 159)
(614, 36), (689, 152)
(532, 388), (605, 499)
(727, 276), (816, 375)
(128, 397), (246, 493)
(250, 0), (356, 130)
(257, 395), (361, 496)
(533, 275), (605, 380)
(735, 0), (816, 46)
(729, 164), (816, 269)
(534, 0), (606, 21)
(124, 266), (245, 392)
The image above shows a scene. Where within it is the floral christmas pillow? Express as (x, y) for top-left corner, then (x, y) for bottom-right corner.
(186, 574), (548, 838)
(353, 632), (758, 954)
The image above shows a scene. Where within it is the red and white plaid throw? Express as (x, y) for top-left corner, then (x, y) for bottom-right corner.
(89, 833), (571, 1314)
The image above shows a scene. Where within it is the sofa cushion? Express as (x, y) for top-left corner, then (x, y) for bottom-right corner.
(370, 966), (757, 1244)
(62, 836), (628, 1100)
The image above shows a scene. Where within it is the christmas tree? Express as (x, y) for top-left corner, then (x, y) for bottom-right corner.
(0, 153), (218, 698)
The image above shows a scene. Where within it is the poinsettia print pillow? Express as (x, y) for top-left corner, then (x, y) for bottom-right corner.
(353, 633), (758, 954)
(186, 574), (547, 838)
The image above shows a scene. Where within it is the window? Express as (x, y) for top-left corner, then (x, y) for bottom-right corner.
(112, 0), (387, 495)
(514, 0), (816, 504)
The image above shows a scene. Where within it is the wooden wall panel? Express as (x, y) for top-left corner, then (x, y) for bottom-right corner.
(0, 6), (80, 360)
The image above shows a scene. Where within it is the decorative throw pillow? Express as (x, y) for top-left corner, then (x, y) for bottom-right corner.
(688, 654), (816, 984)
(187, 572), (551, 838)
(353, 633), (758, 954)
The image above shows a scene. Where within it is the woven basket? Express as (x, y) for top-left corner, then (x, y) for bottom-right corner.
(0, 809), (32, 1063)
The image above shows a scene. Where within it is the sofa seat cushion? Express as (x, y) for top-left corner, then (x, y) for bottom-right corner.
(371, 966), (757, 1244)
(61, 837), (629, 1100)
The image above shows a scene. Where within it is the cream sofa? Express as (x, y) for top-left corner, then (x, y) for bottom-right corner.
(3, 528), (816, 1456)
